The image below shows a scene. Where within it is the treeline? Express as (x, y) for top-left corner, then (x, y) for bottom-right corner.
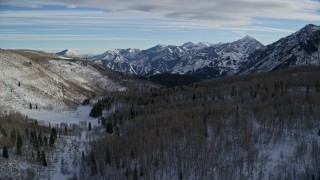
(89, 65), (320, 179)
(0, 112), (58, 170)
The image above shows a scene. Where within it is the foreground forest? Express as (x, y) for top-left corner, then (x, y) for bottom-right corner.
(90, 66), (320, 179)
(1, 65), (320, 179)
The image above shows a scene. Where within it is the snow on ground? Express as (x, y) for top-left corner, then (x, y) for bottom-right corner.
(26, 104), (99, 127)
(0, 101), (116, 179)
(0, 50), (127, 178)
(0, 50), (125, 120)
(48, 60), (123, 92)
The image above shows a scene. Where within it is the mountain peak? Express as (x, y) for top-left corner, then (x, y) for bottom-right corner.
(302, 24), (319, 29)
(243, 35), (254, 40)
(181, 42), (195, 48)
(298, 24), (320, 33)
(155, 44), (167, 48)
(196, 42), (213, 48)
(56, 49), (82, 58)
(294, 24), (320, 40)
(237, 35), (258, 42)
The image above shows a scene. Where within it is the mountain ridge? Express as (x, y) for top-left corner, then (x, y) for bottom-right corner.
(88, 36), (264, 78)
(238, 24), (320, 73)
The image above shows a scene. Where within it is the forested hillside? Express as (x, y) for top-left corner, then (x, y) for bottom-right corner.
(89, 66), (320, 179)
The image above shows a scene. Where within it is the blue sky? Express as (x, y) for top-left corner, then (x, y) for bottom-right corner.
(1, 0), (320, 54)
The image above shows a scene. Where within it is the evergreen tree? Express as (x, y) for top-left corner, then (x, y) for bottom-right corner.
(124, 168), (129, 178)
(89, 103), (102, 118)
(133, 168), (138, 180)
(49, 134), (55, 146)
(29, 103), (32, 109)
(82, 151), (85, 161)
(3, 146), (8, 158)
(25, 128), (29, 137)
(105, 149), (111, 165)
(179, 171), (183, 180)
(33, 132), (39, 150)
(44, 136), (48, 146)
(130, 106), (135, 119)
(38, 132), (43, 147)
(101, 117), (106, 127)
(16, 132), (22, 155)
(64, 126), (67, 135)
(231, 85), (235, 96)
(90, 151), (97, 176)
(41, 151), (47, 166)
(37, 150), (41, 162)
(140, 167), (144, 177)
(88, 122), (92, 131)
(51, 128), (57, 139)
(106, 123), (113, 134)
(10, 129), (16, 139)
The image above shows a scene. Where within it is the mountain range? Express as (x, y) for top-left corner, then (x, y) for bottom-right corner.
(57, 24), (320, 79)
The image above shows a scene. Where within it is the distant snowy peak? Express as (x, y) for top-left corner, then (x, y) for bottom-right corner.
(181, 42), (196, 48)
(90, 49), (127, 62)
(56, 49), (83, 58)
(216, 35), (264, 55)
(196, 42), (214, 48)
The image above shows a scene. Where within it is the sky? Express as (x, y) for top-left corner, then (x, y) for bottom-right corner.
(0, 0), (320, 54)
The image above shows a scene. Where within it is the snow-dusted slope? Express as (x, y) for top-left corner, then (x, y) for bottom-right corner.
(56, 49), (83, 59)
(239, 24), (320, 73)
(0, 50), (124, 119)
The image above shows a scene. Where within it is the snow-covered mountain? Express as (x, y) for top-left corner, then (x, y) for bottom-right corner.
(239, 24), (320, 73)
(215, 35), (264, 63)
(88, 24), (320, 79)
(0, 49), (124, 118)
(56, 49), (83, 59)
(172, 36), (264, 78)
(89, 37), (264, 78)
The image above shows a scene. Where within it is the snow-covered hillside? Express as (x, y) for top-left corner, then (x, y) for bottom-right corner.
(0, 50), (124, 120)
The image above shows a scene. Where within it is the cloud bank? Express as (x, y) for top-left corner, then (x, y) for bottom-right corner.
(1, 0), (320, 27)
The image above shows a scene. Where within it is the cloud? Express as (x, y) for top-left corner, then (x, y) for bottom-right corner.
(66, 4), (77, 9)
(224, 26), (295, 33)
(1, 0), (320, 27)
(0, 34), (152, 41)
(0, 10), (225, 30)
